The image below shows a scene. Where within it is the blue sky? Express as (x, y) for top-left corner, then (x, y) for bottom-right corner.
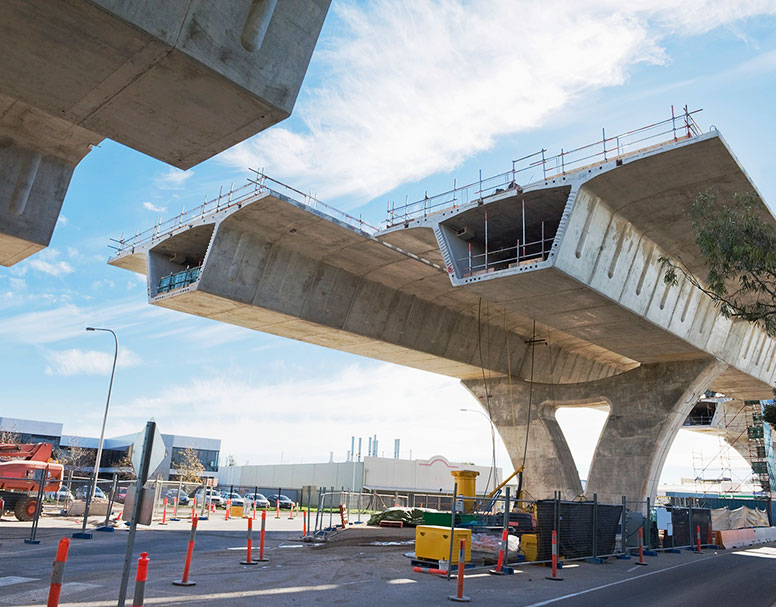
(3, 1), (776, 487)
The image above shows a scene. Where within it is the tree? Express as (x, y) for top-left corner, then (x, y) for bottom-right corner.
(660, 189), (776, 335)
(174, 447), (205, 483)
(0, 427), (21, 444)
(115, 452), (136, 480)
(55, 438), (94, 474)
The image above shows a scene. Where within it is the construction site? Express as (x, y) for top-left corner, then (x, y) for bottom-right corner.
(3, 1), (776, 606)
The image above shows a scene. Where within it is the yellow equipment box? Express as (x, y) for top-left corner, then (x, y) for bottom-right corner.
(415, 525), (471, 564)
(230, 505), (244, 518)
(520, 533), (538, 562)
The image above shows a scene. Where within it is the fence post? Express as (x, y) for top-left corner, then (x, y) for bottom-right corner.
(645, 496), (651, 549)
(447, 482), (458, 581)
(98, 474), (119, 532)
(26, 465), (47, 544)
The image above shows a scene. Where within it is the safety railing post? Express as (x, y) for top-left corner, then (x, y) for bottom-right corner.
(172, 515), (198, 586)
(621, 496), (627, 556)
(447, 481), (458, 581)
(132, 552), (149, 607)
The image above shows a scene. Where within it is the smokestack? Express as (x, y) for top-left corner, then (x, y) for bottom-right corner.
(394, 439), (400, 459)
(358, 437), (362, 462)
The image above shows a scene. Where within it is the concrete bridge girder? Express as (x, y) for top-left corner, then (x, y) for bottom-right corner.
(0, 0), (330, 266)
(464, 358), (728, 506)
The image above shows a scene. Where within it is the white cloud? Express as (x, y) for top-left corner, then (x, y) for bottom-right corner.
(26, 248), (74, 276)
(142, 201), (167, 213)
(155, 168), (195, 190)
(219, 0), (776, 205)
(56, 215), (68, 227)
(45, 347), (142, 376)
(0, 299), (162, 344)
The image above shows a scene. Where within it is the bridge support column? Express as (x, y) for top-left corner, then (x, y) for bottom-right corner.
(464, 358), (727, 505)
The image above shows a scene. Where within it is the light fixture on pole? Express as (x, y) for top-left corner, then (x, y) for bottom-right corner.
(73, 327), (118, 540)
(460, 408), (498, 494)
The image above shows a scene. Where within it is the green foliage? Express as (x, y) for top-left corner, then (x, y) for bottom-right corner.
(659, 189), (776, 336)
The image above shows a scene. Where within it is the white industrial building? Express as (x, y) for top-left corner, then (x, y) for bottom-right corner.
(218, 454), (502, 496)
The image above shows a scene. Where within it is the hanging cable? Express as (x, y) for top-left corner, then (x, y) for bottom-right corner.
(521, 320), (537, 470)
(477, 298), (496, 493)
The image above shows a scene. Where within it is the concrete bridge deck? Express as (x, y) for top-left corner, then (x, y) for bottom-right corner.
(109, 126), (776, 507)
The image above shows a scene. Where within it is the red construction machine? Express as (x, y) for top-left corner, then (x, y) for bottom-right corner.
(0, 442), (64, 521)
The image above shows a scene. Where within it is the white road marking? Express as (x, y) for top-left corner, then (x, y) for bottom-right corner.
(0, 576), (37, 587)
(0, 582), (101, 606)
(523, 554), (720, 607)
(626, 565), (640, 572)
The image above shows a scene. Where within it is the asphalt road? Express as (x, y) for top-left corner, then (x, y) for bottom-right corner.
(2, 518), (776, 607)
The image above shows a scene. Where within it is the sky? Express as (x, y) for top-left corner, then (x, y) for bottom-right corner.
(3, 0), (776, 489)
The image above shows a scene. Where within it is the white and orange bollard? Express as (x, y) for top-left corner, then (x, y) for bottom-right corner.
(225, 499), (231, 521)
(288, 503), (294, 520)
(173, 515), (198, 586)
(695, 524), (702, 553)
(302, 510), (307, 537)
(191, 498), (197, 520)
(257, 509), (269, 562)
(241, 517), (258, 565)
(635, 526), (648, 566)
(448, 539), (470, 602)
(47, 537), (70, 607)
(489, 527), (510, 575)
(275, 500), (280, 519)
(0, 496), (4, 519)
(545, 529), (563, 580)
(160, 498), (168, 525)
(170, 496), (180, 521)
(132, 552), (150, 607)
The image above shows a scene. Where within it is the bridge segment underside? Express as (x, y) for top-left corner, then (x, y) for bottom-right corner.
(110, 131), (776, 504)
(0, 0), (330, 266)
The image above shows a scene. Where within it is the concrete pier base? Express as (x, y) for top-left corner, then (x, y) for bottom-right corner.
(465, 358), (728, 504)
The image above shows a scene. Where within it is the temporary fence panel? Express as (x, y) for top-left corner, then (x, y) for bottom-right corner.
(535, 499), (623, 562)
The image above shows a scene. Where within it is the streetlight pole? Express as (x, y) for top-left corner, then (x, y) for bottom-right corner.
(73, 327), (118, 540)
(460, 408), (498, 494)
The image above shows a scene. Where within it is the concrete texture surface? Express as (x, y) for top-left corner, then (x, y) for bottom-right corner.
(0, 0), (330, 265)
(110, 130), (776, 505)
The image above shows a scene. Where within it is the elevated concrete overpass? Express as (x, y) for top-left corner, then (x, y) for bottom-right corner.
(0, 0), (330, 266)
(109, 120), (776, 507)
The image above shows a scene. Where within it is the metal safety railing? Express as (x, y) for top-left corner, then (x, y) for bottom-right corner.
(458, 233), (555, 276)
(386, 106), (703, 227)
(157, 266), (201, 294)
(110, 170), (378, 258)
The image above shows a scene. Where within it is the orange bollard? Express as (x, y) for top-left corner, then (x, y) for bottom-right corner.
(635, 526), (648, 566)
(173, 515), (198, 586)
(545, 529), (563, 580)
(241, 517), (258, 565)
(448, 539), (470, 602)
(275, 500), (280, 519)
(696, 524), (702, 552)
(225, 499), (231, 521)
(252, 500), (256, 520)
(172, 496), (179, 520)
(302, 510), (307, 537)
(132, 552), (149, 607)
(0, 496), (4, 519)
(489, 527), (509, 575)
(47, 537), (70, 607)
(160, 498), (168, 525)
(257, 509), (269, 561)
(339, 504), (348, 528)
(191, 498), (196, 519)
(288, 503), (294, 520)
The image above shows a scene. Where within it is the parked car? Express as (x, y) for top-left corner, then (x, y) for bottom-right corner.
(165, 489), (189, 505)
(267, 494), (295, 509)
(46, 488), (74, 501)
(115, 487), (128, 503)
(193, 488), (224, 507)
(224, 492), (245, 508)
(74, 485), (106, 500)
(244, 493), (270, 509)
